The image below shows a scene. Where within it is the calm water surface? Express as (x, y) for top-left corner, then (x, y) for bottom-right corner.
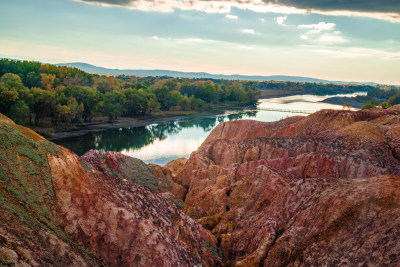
(54, 93), (365, 165)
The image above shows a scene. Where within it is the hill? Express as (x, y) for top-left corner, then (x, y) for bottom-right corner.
(57, 62), (380, 86)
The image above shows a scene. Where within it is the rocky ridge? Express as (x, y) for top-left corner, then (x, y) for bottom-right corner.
(171, 106), (400, 266)
(0, 114), (220, 266)
(1, 106), (400, 266)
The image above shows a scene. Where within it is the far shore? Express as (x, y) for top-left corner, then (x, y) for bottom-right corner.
(34, 90), (366, 140)
(40, 105), (257, 141)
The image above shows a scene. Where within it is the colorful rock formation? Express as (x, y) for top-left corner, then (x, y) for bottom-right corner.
(1, 105), (400, 266)
(169, 106), (400, 266)
(0, 114), (220, 266)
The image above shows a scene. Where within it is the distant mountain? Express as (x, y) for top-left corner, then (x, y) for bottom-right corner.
(58, 62), (380, 86)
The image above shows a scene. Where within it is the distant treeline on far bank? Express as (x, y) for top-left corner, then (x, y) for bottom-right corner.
(0, 59), (398, 126)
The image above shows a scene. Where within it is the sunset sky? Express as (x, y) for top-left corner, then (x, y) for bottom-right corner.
(1, 0), (399, 84)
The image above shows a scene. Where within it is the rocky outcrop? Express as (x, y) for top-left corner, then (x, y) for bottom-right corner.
(0, 114), (220, 266)
(1, 105), (400, 266)
(81, 150), (187, 200)
(168, 106), (400, 266)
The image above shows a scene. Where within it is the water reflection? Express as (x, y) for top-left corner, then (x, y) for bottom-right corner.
(55, 110), (258, 159)
(55, 92), (359, 165)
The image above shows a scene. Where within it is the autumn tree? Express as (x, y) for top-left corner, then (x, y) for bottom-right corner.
(40, 73), (56, 91)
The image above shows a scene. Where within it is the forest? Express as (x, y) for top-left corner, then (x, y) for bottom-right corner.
(1, 59), (398, 127)
(0, 59), (260, 125)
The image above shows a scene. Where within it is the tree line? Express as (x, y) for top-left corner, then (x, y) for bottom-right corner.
(361, 88), (400, 110)
(2, 59), (397, 125)
(256, 80), (382, 95)
(0, 59), (260, 125)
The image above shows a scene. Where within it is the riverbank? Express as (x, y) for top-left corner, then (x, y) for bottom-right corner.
(33, 91), (368, 140)
(321, 95), (385, 109)
(35, 105), (256, 140)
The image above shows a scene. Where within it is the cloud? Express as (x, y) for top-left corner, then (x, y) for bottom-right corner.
(298, 22), (346, 43)
(315, 47), (400, 59)
(225, 14), (238, 19)
(298, 22), (336, 33)
(242, 29), (255, 34)
(77, 0), (400, 13)
(271, 0), (400, 14)
(275, 16), (287, 24)
(74, 0), (400, 22)
(80, 0), (131, 5)
(316, 34), (346, 43)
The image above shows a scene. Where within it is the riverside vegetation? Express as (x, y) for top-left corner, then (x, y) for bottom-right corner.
(322, 87), (400, 109)
(0, 59), (260, 127)
(2, 59), (398, 135)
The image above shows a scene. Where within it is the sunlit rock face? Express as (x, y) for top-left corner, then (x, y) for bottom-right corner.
(168, 106), (400, 266)
(1, 105), (400, 266)
(0, 114), (220, 267)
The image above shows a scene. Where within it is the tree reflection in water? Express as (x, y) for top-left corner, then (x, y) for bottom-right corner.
(54, 110), (258, 156)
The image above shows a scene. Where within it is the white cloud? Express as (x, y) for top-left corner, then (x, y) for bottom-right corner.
(298, 22), (336, 33)
(75, 0), (400, 22)
(315, 48), (400, 58)
(74, 0), (308, 15)
(312, 10), (400, 23)
(151, 35), (159, 40)
(298, 22), (345, 43)
(242, 29), (255, 34)
(259, 18), (265, 22)
(275, 16), (287, 25)
(317, 34), (347, 43)
(225, 14), (238, 20)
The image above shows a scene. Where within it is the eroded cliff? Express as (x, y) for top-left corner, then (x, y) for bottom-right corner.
(169, 106), (400, 266)
(1, 106), (400, 266)
(0, 114), (220, 266)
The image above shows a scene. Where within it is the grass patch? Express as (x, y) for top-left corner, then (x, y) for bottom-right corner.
(41, 141), (62, 157)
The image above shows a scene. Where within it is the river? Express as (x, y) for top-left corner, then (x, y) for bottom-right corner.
(54, 93), (365, 165)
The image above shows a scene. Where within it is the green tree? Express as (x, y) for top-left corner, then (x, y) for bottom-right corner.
(388, 94), (400, 106)
(123, 88), (158, 116)
(178, 96), (191, 111)
(168, 90), (184, 108)
(62, 86), (103, 122)
(123, 88), (146, 116)
(361, 101), (377, 110)
(246, 89), (261, 105)
(153, 86), (170, 110)
(379, 101), (390, 109)
(189, 95), (205, 110)
(198, 82), (217, 103)
(25, 71), (41, 88)
(0, 73), (29, 116)
(9, 100), (29, 124)
(30, 87), (56, 125)
(104, 91), (126, 122)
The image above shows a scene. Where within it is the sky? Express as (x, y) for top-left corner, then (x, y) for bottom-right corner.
(0, 0), (399, 84)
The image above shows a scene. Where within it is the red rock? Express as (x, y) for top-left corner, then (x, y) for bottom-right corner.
(172, 106), (400, 266)
(2, 105), (400, 266)
(0, 114), (221, 266)
(51, 147), (220, 266)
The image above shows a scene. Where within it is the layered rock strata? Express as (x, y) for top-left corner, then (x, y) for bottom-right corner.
(169, 107), (400, 266)
(1, 106), (400, 266)
(0, 114), (220, 266)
